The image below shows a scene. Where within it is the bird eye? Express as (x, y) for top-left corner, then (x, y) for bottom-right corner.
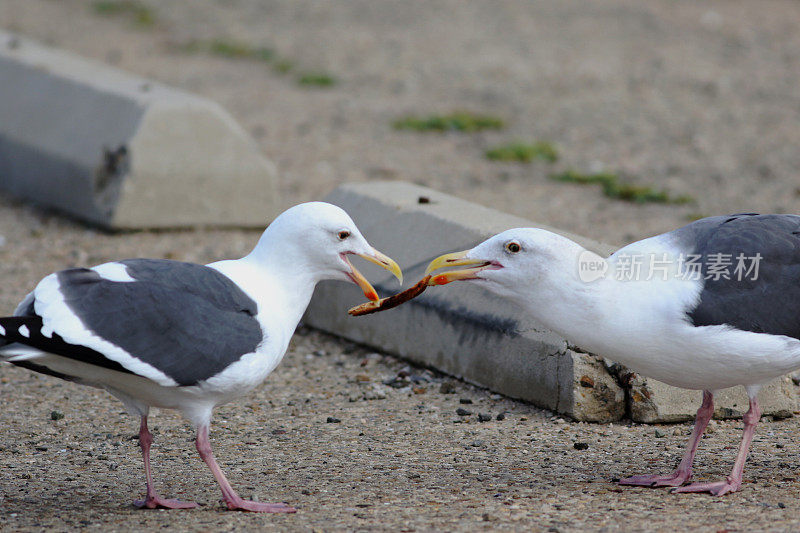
(337, 230), (351, 241)
(505, 241), (521, 254)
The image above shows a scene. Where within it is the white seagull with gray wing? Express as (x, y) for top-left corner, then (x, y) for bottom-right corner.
(424, 213), (800, 496)
(0, 202), (401, 512)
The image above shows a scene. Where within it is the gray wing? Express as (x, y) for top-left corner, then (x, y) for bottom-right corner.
(680, 214), (800, 340)
(3, 259), (263, 386)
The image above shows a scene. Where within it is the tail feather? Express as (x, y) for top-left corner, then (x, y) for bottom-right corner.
(0, 316), (46, 351)
(0, 315), (130, 384)
(0, 316), (78, 382)
(0, 315), (49, 363)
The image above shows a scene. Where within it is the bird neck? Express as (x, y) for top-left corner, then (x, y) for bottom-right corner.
(510, 247), (614, 353)
(211, 252), (319, 331)
(533, 276), (609, 346)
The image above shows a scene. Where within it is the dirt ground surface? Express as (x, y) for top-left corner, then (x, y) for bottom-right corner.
(2, 1), (800, 531)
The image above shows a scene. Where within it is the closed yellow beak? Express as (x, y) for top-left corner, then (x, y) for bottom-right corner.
(346, 249), (403, 301)
(424, 250), (491, 285)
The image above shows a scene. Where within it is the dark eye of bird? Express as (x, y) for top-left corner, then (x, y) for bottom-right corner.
(506, 242), (521, 253)
(338, 230), (350, 240)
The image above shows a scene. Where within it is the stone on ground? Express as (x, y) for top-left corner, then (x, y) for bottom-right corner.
(0, 31), (278, 229)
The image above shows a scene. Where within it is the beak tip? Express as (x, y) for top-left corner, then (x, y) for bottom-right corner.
(353, 249), (403, 296)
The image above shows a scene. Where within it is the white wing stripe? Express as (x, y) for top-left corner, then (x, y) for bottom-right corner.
(92, 262), (137, 283)
(33, 273), (179, 387)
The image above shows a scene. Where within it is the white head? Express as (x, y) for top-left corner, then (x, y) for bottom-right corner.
(248, 202), (402, 300)
(424, 228), (584, 301)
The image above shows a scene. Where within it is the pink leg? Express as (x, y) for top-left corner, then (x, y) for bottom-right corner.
(673, 396), (761, 496)
(195, 425), (296, 513)
(133, 416), (198, 509)
(620, 390), (714, 488)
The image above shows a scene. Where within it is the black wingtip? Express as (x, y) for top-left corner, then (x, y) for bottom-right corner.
(0, 316), (43, 344)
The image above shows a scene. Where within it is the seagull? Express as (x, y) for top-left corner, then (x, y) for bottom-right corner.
(0, 202), (401, 512)
(424, 213), (800, 496)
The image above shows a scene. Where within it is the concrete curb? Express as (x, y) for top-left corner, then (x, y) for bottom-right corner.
(305, 181), (797, 422)
(0, 31), (278, 229)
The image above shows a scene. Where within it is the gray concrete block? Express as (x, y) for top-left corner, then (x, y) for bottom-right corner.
(628, 374), (796, 423)
(0, 31), (278, 229)
(305, 181), (797, 423)
(562, 351), (625, 423)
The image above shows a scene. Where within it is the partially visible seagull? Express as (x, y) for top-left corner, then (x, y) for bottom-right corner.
(0, 202), (401, 512)
(424, 213), (800, 495)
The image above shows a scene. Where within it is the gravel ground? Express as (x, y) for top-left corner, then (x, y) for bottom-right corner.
(3, 1), (800, 531)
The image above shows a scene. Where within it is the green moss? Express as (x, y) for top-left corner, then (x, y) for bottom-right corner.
(672, 194), (696, 205)
(297, 72), (337, 87)
(208, 40), (274, 61)
(602, 181), (670, 203)
(254, 48), (276, 62)
(550, 170), (694, 204)
(175, 39), (274, 62)
(393, 112), (505, 133)
(91, 1), (156, 28)
(486, 141), (558, 163)
(273, 59), (294, 73)
(209, 39), (254, 58)
(550, 170), (617, 186)
(170, 40), (331, 83)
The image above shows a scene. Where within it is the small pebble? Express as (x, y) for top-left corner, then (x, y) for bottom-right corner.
(456, 408), (472, 416)
(654, 429), (665, 438)
(478, 413), (492, 422)
(326, 417), (341, 423)
(383, 377), (408, 389)
(459, 398), (473, 404)
(573, 442), (589, 450)
(50, 410), (64, 421)
(496, 412), (506, 421)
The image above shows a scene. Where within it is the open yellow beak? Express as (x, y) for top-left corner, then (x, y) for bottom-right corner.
(345, 249), (403, 301)
(424, 250), (492, 285)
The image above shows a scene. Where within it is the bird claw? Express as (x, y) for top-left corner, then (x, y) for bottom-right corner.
(671, 477), (740, 496)
(619, 470), (691, 487)
(134, 495), (199, 509)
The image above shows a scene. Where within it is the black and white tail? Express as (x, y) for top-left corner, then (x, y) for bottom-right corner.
(0, 316), (80, 382)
